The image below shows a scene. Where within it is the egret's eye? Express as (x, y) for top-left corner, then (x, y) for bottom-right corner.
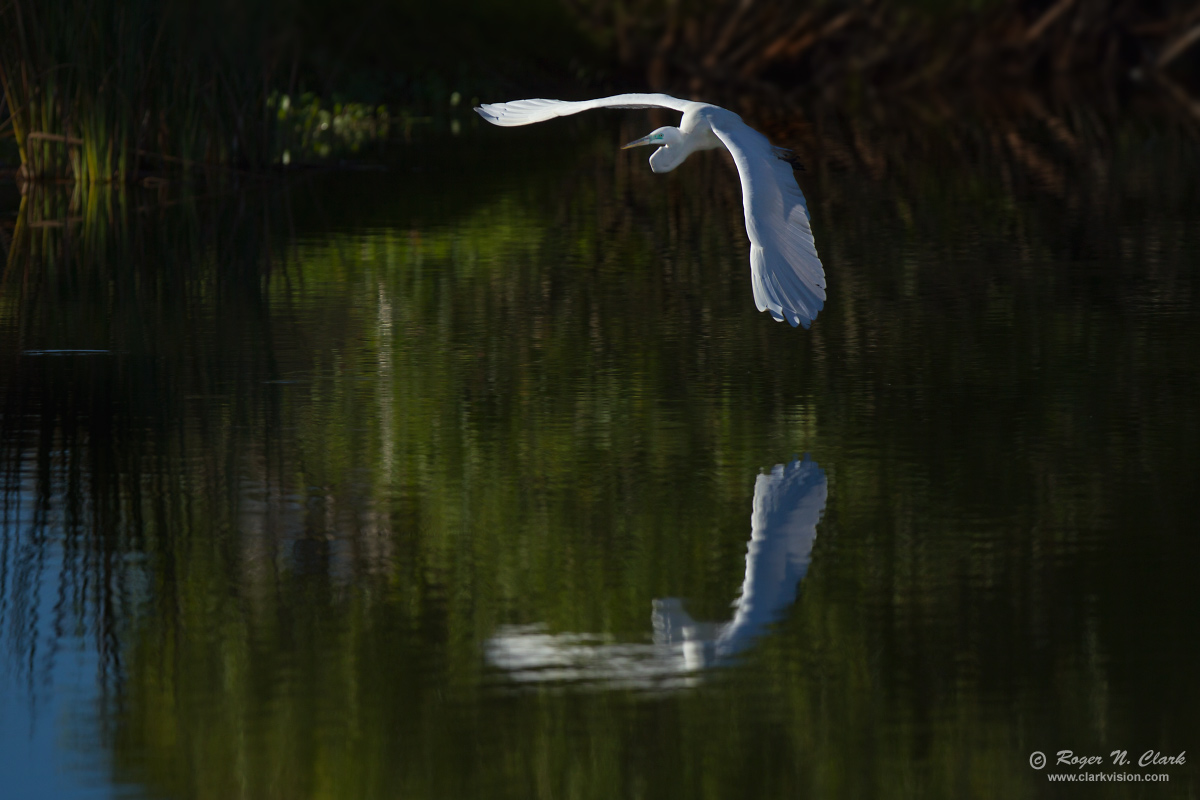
(653, 134), (663, 140)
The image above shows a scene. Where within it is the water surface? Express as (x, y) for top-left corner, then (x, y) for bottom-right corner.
(1, 105), (1198, 798)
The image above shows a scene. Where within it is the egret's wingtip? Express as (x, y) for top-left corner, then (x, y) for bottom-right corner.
(767, 309), (816, 329)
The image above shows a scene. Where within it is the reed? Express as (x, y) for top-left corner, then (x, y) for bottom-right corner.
(0, 0), (306, 183)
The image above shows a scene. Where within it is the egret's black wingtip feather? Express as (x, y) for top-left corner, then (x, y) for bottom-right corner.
(771, 146), (806, 171)
(781, 153), (807, 172)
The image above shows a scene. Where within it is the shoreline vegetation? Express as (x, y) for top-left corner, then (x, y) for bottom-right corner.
(0, 0), (586, 186)
(0, 0), (401, 185)
(575, 0), (1200, 98)
(2, 0), (1200, 188)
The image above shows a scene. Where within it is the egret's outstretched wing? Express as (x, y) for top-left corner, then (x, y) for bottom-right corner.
(708, 113), (826, 328)
(475, 93), (693, 127)
(716, 456), (826, 657)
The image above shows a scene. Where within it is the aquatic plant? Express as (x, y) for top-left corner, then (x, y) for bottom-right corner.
(269, 93), (393, 164)
(0, 0), (395, 183)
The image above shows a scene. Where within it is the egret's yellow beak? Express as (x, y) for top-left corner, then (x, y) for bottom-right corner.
(621, 136), (654, 150)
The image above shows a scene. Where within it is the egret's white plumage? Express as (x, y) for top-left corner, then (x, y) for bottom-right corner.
(484, 456), (827, 685)
(476, 93), (826, 328)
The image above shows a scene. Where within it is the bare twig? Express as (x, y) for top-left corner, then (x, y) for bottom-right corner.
(1025, 0), (1077, 44)
(26, 131), (83, 145)
(1157, 23), (1200, 69)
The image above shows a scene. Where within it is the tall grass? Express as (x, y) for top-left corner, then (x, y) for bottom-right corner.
(0, 0), (296, 183)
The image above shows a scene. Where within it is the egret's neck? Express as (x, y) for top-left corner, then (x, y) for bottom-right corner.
(649, 125), (722, 174)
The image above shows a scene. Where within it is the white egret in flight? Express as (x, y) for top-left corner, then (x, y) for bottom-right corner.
(475, 94), (826, 328)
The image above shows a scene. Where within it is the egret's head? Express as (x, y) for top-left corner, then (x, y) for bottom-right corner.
(622, 126), (687, 173)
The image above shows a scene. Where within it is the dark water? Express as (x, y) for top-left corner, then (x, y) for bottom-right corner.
(1, 105), (1198, 799)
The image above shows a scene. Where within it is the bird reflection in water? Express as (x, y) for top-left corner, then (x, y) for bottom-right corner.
(486, 456), (827, 688)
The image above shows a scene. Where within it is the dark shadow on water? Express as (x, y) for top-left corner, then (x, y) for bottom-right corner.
(0, 185), (296, 705)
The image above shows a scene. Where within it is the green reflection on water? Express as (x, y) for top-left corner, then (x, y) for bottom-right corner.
(1, 110), (1198, 798)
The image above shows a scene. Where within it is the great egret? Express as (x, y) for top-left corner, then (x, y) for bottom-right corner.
(485, 456), (827, 687)
(475, 94), (826, 328)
